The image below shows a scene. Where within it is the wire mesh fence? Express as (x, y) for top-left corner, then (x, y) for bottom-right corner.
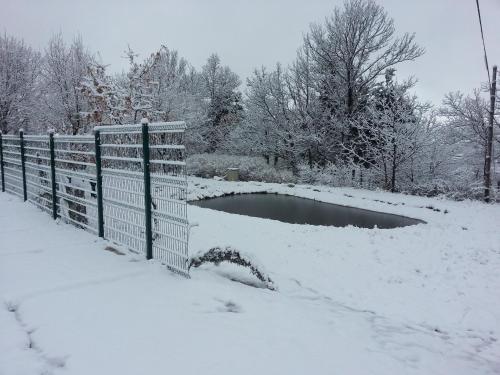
(1, 135), (24, 199)
(24, 135), (53, 215)
(0, 121), (189, 276)
(54, 135), (98, 234)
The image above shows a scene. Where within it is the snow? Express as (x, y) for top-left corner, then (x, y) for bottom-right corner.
(1, 178), (500, 374)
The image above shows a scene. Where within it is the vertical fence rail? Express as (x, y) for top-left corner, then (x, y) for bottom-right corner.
(142, 120), (153, 260)
(94, 130), (104, 238)
(0, 134), (4, 192)
(19, 130), (27, 201)
(0, 122), (188, 275)
(49, 132), (57, 220)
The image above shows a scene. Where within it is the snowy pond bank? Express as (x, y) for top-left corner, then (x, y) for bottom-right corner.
(1, 179), (500, 374)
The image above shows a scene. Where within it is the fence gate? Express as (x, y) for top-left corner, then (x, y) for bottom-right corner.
(0, 121), (189, 276)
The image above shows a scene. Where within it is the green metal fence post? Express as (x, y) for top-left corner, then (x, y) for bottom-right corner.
(0, 134), (5, 192)
(19, 129), (27, 201)
(49, 131), (57, 220)
(94, 129), (104, 238)
(141, 119), (153, 260)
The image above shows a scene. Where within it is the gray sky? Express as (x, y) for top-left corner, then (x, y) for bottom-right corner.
(1, 0), (499, 104)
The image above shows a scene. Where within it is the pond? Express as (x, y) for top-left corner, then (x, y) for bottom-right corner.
(190, 193), (424, 229)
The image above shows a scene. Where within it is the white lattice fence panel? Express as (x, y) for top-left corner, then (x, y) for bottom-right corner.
(96, 121), (189, 275)
(102, 171), (146, 255)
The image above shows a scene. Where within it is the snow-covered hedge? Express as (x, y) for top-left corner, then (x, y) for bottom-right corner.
(297, 162), (499, 201)
(187, 154), (295, 183)
(404, 179), (498, 201)
(187, 155), (498, 201)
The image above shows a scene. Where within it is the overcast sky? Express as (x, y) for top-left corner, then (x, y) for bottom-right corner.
(1, 0), (499, 104)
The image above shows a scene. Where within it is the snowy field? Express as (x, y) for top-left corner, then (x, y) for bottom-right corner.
(1, 178), (500, 374)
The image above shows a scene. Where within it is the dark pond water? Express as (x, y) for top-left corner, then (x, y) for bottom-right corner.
(190, 193), (424, 229)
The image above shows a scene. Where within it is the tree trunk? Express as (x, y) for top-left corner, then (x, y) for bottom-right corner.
(0, 118), (6, 134)
(391, 143), (397, 193)
(383, 162), (388, 190)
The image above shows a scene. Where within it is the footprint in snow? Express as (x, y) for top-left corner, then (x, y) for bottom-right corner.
(216, 299), (242, 313)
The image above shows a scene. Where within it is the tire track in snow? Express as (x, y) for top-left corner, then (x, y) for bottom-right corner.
(8, 270), (148, 303)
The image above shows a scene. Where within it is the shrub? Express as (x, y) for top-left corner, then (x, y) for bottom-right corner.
(297, 162), (378, 189)
(189, 246), (276, 290)
(404, 179), (498, 201)
(186, 153), (295, 183)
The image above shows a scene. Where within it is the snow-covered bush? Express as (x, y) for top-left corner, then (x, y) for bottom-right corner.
(189, 246), (276, 290)
(404, 179), (498, 201)
(186, 154), (295, 183)
(297, 162), (378, 189)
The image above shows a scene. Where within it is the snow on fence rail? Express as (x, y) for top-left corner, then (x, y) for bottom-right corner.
(0, 120), (189, 276)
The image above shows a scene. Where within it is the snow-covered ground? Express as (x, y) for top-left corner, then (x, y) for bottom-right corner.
(1, 178), (500, 374)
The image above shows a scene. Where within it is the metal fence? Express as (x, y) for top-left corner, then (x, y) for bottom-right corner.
(0, 120), (189, 276)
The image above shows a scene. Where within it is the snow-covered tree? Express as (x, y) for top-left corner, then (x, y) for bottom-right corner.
(0, 34), (40, 134)
(244, 64), (310, 172)
(39, 34), (93, 134)
(440, 90), (500, 197)
(342, 70), (430, 191)
(143, 46), (195, 122)
(304, 0), (424, 158)
(118, 45), (207, 151)
(79, 60), (125, 126)
(200, 54), (243, 152)
(120, 46), (158, 123)
(287, 44), (325, 167)
(238, 0), (425, 174)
